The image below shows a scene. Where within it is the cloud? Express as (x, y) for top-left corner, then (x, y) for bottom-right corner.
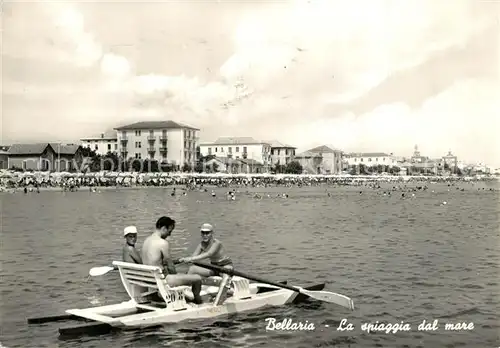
(2, 0), (499, 166)
(287, 78), (500, 165)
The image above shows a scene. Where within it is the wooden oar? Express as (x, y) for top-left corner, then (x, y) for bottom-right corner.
(192, 262), (355, 310)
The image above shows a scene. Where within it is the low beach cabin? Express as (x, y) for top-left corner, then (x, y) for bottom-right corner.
(295, 145), (343, 174)
(50, 143), (84, 172)
(0, 146), (10, 169)
(8, 143), (56, 171)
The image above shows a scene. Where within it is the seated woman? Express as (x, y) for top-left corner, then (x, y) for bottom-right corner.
(179, 223), (233, 285)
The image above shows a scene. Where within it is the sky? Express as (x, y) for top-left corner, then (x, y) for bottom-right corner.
(2, 0), (499, 166)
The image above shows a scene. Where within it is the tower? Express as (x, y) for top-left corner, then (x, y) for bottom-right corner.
(413, 144), (420, 157)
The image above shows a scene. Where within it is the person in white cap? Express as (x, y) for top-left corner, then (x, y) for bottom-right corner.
(122, 226), (142, 264)
(179, 223), (233, 305)
(179, 223), (233, 275)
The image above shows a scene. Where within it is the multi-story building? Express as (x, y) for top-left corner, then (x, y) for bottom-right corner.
(442, 150), (458, 168)
(114, 121), (199, 167)
(410, 145), (429, 163)
(295, 145), (343, 174)
(265, 140), (296, 166)
(199, 137), (272, 169)
(80, 132), (118, 155)
(344, 152), (397, 166)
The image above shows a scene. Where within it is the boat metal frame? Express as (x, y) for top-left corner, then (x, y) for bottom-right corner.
(64, 261), (303, 329)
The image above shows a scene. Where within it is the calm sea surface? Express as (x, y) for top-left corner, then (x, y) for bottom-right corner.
(1, 181), (499, 348)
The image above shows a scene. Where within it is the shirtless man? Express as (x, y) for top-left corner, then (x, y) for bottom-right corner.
(122, 226), (142, 264)
(142, 216), (203, 304)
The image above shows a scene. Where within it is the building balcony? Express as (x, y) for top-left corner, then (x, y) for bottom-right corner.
(147, 136), (156, 141)
(160, 136), (168, 141)
(120, 138), (128, 143)
(159, 147), (168, 153)
(148, 147), (156, 153)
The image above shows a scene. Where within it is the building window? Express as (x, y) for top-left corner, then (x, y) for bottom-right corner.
(95, 144), (98, 150)
(354, 158), (357, 162)
(135, 130), (141, 136)
(150, 130), (154, 135)
(122, 131), (126, 137)
(236, 146), (239, 152)
(383, 158), (386, 161)
(114, 144), (118, 150)
(135, 142), (142, 148)
(368, 158), (372, 162)
(243, 146), (247, 153)
(228, 147), (232, 154)
(208, 147), (212, 155)
(221, 147), (224, 152)
(215, 147), (218, 153)
(135, 153), (142, 159)
(360, 158), (363, 162)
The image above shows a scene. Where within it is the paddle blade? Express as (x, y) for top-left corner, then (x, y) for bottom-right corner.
(89, 266), (114, 277)
(301, 289), (355, 310)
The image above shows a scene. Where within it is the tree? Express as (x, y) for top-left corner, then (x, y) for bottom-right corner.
(130, 158), (142, 172)
(160, 162), (175, 172)
(348, 165), (358, 175)
(358, 164), (369, 175)
(389, 166), (401, 174)
(194, 161), (204, 173)
(374, 164), (386, 174)
(272, 164), (286, 174)
(451, 166), (462, 176)
(284, 160), (303, 174)
(194, 154), (216, 173)
(81, 147), (97, 158)
(143, 159), (159, 172)
(102, 152), (120, 171)
(204, 162), (219, 173)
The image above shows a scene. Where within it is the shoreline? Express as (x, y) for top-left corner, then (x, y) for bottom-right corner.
(1, 172), (497, 194)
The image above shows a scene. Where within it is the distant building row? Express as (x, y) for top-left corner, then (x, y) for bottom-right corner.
(76, 122), (466, 174)
(3, 119), (487, 174)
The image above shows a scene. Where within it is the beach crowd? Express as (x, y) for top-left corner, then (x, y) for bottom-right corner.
(0, 170), (495, 193)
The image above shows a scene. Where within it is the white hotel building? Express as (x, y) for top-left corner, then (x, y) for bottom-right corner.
(199, 137), (271, 167)
(114, 121), (199, 166)
(344, 152), (397, 166)
(80, 132), (118, 155)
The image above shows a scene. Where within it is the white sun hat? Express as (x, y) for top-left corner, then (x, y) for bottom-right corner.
(124, 226), (138, 236)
